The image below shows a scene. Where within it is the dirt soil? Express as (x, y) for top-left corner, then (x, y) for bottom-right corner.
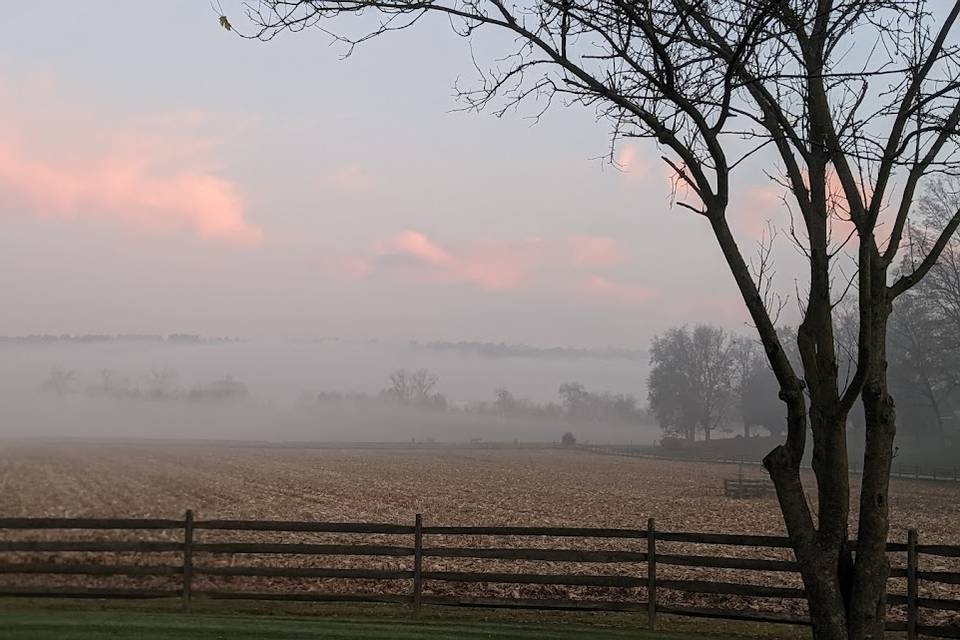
(0, 443), (956, 628)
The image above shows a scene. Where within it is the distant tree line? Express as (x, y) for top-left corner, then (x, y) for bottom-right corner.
(310, 369), (648, 428)
(4, 334), (241, 345)
(472, 382), (646, 425)
(650, 305), (960, 449)
(40, 367), (249, 403)
(886, 185), (960, 448)
(312, 368), (448, 412)
(414, 341), (645, 361)
(648, 325), (784, 443)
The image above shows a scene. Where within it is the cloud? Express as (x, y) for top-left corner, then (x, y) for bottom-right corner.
(616, 143), (654, 179)
(0, 141), (262, 246)
(733, 175), (859, 248)
(729, 184), (784, 240)
(349, 231), (652, 305)
(569, 235), (623, 269)
(377, 230), (453, 266)
(0, 74), (262, 246)
(364, 231), (535, 291)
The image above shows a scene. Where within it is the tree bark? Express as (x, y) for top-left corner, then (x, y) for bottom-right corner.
(849, 259), (896, 640)
(765, 435), (850, 640)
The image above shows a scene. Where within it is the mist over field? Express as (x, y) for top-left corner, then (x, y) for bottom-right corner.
(0, 337), (656, 443)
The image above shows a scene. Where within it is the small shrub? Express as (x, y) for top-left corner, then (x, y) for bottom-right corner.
(561, 432), (577, 446)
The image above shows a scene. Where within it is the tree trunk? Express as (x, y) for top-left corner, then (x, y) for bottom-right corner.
(766, 439), (851, 640)
(848, 386), (895, 640)
(849, 275), (896, 640)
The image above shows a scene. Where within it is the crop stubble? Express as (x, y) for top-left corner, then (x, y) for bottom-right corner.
(0, 443), (956, 625)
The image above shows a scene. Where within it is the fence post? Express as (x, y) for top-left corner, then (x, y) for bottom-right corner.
(647, 517), (656, 630)
(915, 463), (920, 481)
(182, 509), (194, 611)
(907, 528), (918, 640)
(413, 513), (423, 612)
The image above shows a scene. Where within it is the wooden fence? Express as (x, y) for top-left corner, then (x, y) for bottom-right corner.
(723, 477), (776, 498)
(0, 515), (958, 638)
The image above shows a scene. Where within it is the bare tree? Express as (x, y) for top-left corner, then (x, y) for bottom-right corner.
(649, 325), (735, 442)
(690, 325), (735, 441)
(236, 2), (960, 637)
(99, 369), (115, 394)
(911, 177), (960, 348)
(387, 369), (413, 405)
(41, 366), (76, 397)
(890, 180), (960, 445)
(146, 367), (178, 401)
(557, 381), (592, 421)
(493, 387), (519, 416)
(888, 289), (952, 445)
(730, 337), (766, 438)
(409, 368), (439, 402)
(387, 368), (440, 406)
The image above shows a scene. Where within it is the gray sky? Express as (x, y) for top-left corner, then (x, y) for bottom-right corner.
(0, 1), (810, 347)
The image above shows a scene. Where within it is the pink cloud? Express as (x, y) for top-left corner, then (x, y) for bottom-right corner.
(376, 230), (453, 266)
(0, 71), (262, 246)
(580, 275), (657, 305)
(570, 235), (623, 269)
(364, 231), (534, 291)
(349, 231), (649, 303)
(0, 140), (262, 247)
(734, 170), (868, 243)
(728, 184), (784, 240)
(616, 144), (653, 179)
(458, 240), (541, 291)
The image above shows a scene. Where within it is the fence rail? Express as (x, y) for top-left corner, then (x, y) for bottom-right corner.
(0, 514), (958, 639)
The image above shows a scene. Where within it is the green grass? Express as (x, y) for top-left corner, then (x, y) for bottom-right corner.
(0, 599), (820, 640)
(0, 609), (737, 640)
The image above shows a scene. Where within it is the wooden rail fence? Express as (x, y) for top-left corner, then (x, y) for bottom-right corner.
(723, 477), (776, 498)
(0, 515), (958, 638)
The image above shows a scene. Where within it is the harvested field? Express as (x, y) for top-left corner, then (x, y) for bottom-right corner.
(0, 442), (957, 628)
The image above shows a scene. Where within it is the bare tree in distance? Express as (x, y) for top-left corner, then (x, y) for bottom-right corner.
(235, 2), (960, 637)
(409, 368), (439, 402)
(99, 369), (115, 395)
(387, 369), (413, 405)
(493, 387), (518, 416)
(41, 366), (77, 397)
(910, 177), (960, 347)
(387, 368), (442, 407)
(887, 287), (951, 445)
(146, 367), (178, 401)
(890, 179), (960, 446)
(729, 335), (766, 438)
(649, 325), (735, 442)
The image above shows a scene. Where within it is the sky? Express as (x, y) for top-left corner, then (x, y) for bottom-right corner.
(0, 1), (803, 348)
